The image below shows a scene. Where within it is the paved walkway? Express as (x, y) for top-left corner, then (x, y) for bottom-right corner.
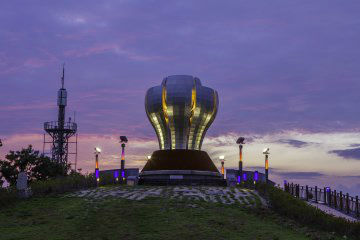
(68, 186), (266, 207)
(308, 202), (359, 222)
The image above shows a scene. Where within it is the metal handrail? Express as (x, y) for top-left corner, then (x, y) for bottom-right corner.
(44, 121), (77, 131)
(284, 182), (359, 219)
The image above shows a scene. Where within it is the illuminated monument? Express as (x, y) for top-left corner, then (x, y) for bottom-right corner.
(140, 75), (223, 185)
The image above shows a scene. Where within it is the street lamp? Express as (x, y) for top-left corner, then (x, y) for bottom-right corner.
(147, 155), (151, 160)
(120, 136), (128, 182)
(219, 155), (225, 177)
(236, 137), (245, 184)
(263, 147), (270, 183)
(94, 147), (101, 184)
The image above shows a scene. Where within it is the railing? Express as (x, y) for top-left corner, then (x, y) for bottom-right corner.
(44, 121), (77, 132)
(284, 182), (359, 219)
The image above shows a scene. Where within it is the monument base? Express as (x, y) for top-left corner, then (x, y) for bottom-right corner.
(139, 170), (225, 186)
(139, 150), (225, 186)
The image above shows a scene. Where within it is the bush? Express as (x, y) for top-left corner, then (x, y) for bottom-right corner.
(256, 183), (360, 239)
(30, 173), (97, 196)
(0, 187), (18, 208)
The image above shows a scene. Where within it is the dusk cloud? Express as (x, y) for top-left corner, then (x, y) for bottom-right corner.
(274, 171), (324, 179)
(277, 139), (310, 148)
(329, 148), (360, 160)
(0, 1), (360, 193)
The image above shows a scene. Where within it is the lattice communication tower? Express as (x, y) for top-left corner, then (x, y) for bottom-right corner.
(43, 65), (78, 169)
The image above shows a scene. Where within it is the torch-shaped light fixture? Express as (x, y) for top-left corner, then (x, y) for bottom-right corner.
(219, 155), (225, 177)
(94, 147), (101, 184)
(120, 136), (128, 181)
(263, 147), (270, 183)
(236, 137), (245, 184)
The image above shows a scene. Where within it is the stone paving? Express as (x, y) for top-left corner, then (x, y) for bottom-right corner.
(68, 186), (266, 206)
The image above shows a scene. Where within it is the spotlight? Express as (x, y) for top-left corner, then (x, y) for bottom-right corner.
(236, 137), (245, 144)
(263, 148), (270, 155)
(95, 147), (102, 153)
(120, 136), (128, 143)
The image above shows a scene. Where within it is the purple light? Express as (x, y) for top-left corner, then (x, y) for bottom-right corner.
(237, 175), (241, 183)
(114, 170), (119, 178)
(284, 180), (287, 185)
(243, 173), (247, 181)
(254, 171), (259, 181)
(121, 170), (125, 178)
(326, 187), (330, 192)
(95, 169), (99, 179)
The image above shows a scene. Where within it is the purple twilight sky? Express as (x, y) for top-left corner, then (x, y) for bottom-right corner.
(0, 1), (360, 194)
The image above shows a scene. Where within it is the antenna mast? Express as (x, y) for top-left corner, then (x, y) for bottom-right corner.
(61, 63), (65, 89)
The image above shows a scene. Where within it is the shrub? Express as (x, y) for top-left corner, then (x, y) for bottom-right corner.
(256, 183), (360, 239)
(0, 187), (18, 208)
(30, 173), (96, 196)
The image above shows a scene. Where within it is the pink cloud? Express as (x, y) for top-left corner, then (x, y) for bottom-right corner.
(64, 43), (166, 61)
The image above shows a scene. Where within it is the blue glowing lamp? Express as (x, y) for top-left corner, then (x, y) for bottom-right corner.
(114, 170), (119, 181)
(254, 171), (259, 182)
(95, 169), (100, 182)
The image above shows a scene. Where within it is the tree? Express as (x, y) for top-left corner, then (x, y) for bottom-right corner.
(0, 145), (69, 186)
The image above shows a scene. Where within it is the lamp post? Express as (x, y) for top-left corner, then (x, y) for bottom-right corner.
(120, 136), (128, 182)
(263, 148), (270, 183)
(219, 155), (225, 178)
(236, 137), (245, 184)
(94, 147), (101, 185)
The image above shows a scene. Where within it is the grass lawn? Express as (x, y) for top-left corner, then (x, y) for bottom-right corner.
(0, 187), (344, 240)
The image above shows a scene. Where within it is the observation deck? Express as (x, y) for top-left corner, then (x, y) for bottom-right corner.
(44, 121), (77, 134)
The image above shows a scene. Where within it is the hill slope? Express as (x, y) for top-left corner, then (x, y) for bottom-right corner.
(0, 186), (345, 240)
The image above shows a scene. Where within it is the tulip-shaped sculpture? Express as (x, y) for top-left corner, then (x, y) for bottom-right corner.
(142, 75), (220, 177)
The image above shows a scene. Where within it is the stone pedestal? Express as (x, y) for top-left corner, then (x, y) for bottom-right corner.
(16, 172), (32, 198)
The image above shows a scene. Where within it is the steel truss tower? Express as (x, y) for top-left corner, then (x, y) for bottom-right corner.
(43, 65), (78, 168)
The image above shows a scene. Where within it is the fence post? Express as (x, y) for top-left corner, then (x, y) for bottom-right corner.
(356, 196), (359, 218)
(334, 190), (337, 209)
(340, 191), (343, 211)
(306, 185), (309, 201)
(290, 183), (293, 195)
(315, 186), (318, 203)
(323, 187), (326, 204)
(328, 188), (332, 207)
(346, 193), (350, 214)
(296, 185), (299, 198)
